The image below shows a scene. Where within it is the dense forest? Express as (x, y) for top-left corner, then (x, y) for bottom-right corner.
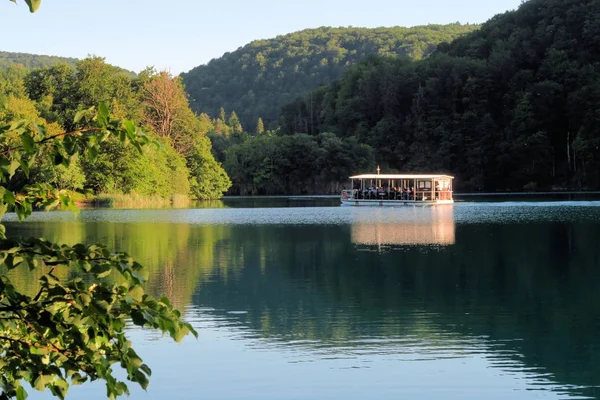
(0, 51), (77, 69)
(181, 25), (479, 129)
(276, 0), (600, 191)
(0, 58), (230, 201)
(6, 0), (599, 194)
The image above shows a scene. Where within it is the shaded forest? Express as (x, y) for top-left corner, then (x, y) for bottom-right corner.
(181, 25), (479, 129)
(278, 0), (600, 191)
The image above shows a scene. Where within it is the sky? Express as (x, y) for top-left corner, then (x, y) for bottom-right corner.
(1, 0), (524, 74)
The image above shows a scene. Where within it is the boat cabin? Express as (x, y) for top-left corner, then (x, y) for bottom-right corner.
(341, 173), (454, 206)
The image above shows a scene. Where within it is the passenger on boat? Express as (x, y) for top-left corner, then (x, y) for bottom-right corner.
(368, 187), (376, 199)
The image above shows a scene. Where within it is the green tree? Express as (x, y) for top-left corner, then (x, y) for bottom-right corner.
(255, 117), (265, 135)
(228, 111), (242, 135)
(188, 137), (231, 199)
(137, 70), (231, 199)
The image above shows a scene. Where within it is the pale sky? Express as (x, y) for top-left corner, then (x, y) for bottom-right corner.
(1, 0), (524, 74)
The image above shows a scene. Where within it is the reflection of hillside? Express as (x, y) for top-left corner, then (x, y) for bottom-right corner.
(351, 206), (455, 246)
(5, 221), (233, 310)
(192, 222), (600, 399)
(5, 212), (600, 398)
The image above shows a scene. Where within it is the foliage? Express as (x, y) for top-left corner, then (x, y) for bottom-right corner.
(24, 57), (140, 129)
(0, 99), (197, 399)
(181, 25), (479, 128)
(188, 137), (232, 199)
(224, 133), (373, 195)
(139, 70), (193, 154)
(0, 56), (229, 200)
(138, 69), (231, 199)
(278, 0), (600, 191)
(31, 155), (86, 191)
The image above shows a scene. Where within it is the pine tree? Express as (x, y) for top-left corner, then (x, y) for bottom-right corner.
(256, 117), (265, 135)
(229, 111), (243, 134)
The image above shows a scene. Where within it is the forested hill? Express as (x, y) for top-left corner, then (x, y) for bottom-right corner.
(181, 24), (479, 128)
(278, 0), (600, 191)
(0, 51), (78, 69)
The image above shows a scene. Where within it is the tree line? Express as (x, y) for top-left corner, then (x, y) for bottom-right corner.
(0, 58), (231, 200)
(0, 51), (77, 70)
(182, 24), (479, 129)
(277, 0), (600, 191)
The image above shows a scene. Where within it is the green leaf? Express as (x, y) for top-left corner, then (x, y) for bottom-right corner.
(8, 159), (20, 177)
(123, 120), (135, 135)
(24, 0), (42, 12)
(98, 102), (109, 127)
(74, 109), (88, 123)
(33, 374), (53, 391)
(173, 324), (190, 343)
(71, 373), (87, 386)
(19, 158), (30, 178)
(129, 285), (144, 302)
(16, 386), (28, 400)
(139, 364), (152, 376)
(51, 378), (69, 400)
(91, 263), (112, 279)
(21, 133), (35, 153)
(88, 146), (98, 162)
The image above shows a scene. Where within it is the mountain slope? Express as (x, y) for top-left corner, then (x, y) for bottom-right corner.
(278, 0), (600, 190)
(0, 51), (78, 69)
(181, 24), (479, 128)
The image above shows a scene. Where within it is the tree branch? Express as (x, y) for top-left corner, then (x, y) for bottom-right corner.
(0, 127), (104, 156)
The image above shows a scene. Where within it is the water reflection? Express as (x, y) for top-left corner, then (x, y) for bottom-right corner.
(4, 204), (600, 399)
(351, 206), (455, 247)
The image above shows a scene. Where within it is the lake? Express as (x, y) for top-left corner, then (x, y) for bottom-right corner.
(4, 198), (600, 399)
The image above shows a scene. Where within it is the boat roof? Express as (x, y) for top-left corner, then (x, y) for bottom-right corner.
(350, 174), (454, 180)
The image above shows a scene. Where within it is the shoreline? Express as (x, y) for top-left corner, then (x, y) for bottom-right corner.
(222, 191), (600, 199)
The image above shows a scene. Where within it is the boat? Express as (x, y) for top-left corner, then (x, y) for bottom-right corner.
(340, 170), (454, 206)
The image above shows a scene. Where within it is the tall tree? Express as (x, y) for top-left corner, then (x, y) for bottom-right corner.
(256, 117), (265, 135)
(139, 70), (191, 153)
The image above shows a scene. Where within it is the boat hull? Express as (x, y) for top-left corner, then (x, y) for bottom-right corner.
(341, 199), (454, 206)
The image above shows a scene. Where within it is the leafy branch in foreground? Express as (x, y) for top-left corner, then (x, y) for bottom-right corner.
(0, 100), (197, 400)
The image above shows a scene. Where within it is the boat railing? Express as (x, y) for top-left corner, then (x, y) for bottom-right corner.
(342, 189), (453, 201)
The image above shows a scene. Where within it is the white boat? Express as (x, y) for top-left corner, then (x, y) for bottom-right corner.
(341, 172), (454, 206)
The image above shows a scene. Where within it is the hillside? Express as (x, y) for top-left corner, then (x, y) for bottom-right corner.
(181, 24), (479, 128)
(0, 51), (78, 69)
(278, 0), (600, 191)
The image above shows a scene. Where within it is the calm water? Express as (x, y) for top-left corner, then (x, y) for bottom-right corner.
(4, 199), (600, 399)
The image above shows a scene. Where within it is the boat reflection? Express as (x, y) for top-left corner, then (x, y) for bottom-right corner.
(351, 206), (455, 247)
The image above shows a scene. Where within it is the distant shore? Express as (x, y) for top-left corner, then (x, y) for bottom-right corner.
(223, 191), (600, 199)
